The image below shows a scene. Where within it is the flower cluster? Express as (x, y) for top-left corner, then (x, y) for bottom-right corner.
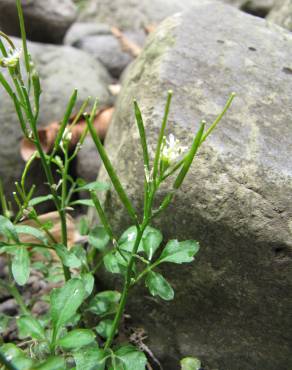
(161, 134), (186, 167)
(0, 48), (22, 68)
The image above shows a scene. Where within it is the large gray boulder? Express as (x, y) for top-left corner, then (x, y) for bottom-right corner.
(268, 0), (292, 31)
(0, 0), (77, 44)
(95, 2), (292, 369)
(0, 38), (111, 209)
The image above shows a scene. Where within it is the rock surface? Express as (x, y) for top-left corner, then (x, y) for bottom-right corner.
(268, 0), (292, 31)
(0, 38), (111, 209)
(65, 22), (146, 78)
(78, 0), (211, 31)
(95, 2), (292, 369)
(0, 0), (77, 44)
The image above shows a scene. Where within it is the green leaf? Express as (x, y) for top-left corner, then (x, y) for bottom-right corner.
(119, 226), (162, 257)
(81, 273), (95, 297)
(54, 244), (82, 268)
(50, 278), (86, 334)
(0, 215), (18, 242)
(28, 194), (54, 207)
(158, 240), (199, 264)
(88, 291), (121, 316)
(0, 343), (33, 370)
(113, 345), (147, 370)
(95, 319), (116, 339)
(73, 344), (107, 370)
(88, 226), (110, 251)
(180, 357), (201, 370)
(0, 313), (11, 334)
(15, 225), (48, 245)
(33, 356), (66, 370)
(17, 315), (46, 341)
(12, 246), (30, 285)
(57, 329), (95, 350)
(103, 252), (123, 274)
(142, 228), (162, 260)
(145, 271), (174, 301)
(76, 181), (110, 192)
(70, 199), (95, 207)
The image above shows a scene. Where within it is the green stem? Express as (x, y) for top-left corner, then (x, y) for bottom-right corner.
(104, 224), (146, 350)
(0, 280), (29, 315)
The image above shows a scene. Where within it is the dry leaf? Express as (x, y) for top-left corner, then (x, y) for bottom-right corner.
(144, 24), (157, 34)
(111, 26), (142, 57)
(20, 106), (114, 162)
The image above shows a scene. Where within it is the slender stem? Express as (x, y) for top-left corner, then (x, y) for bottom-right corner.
(104, 224), (146, 350)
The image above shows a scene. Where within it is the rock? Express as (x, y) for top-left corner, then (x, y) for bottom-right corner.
(78, 0), (211, 31)
(240, 0), (276, 17)
(65, 22), (146, 78)
(0, 0), (77, 44)
(94, 2), (292, 369)
(0, 38), (112, 211)
(76, 136), (102, 184)
(268, 0), (292, 31)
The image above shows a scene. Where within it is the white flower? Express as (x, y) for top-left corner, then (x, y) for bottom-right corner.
(60, 127), (72, 150)
(0, 48), (22, 68)
(161, 134), (187, 166)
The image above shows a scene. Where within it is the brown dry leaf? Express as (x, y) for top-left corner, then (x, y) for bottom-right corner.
(111, 26), (142, 57)
(20, 106), (114, 162)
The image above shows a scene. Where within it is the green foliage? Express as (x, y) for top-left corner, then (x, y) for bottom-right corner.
(0, 2), (234, 368)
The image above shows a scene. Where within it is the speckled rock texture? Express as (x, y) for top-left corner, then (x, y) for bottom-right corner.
(0, 38), (111, 209)
(0, 0), (77, 44)
(94, 2), (292, 369)
(268, 0), (292, 31)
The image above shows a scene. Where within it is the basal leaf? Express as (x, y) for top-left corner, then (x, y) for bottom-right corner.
(180, 357), (201, 370)
(17, 315), (46, 341)
(73, 344), (107, 370)
(57, 329), (95, 350)
(12, 246), (30, 285)
(113, 345), (147, 370)
(50, 279), (86, 334)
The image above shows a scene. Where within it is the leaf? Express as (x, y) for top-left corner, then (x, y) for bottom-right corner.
(142, 228), (162, 260)
(88, 291), (121, 316)
(180, 357), (201, 370)
(88, 226), (110, 251)
(95, 319), (116, 339)
(50, 278), (86, 334)
(28, 194), (54, 207)
(70, 199), (95, 207)
(81, 273), (95, 297)
(33, 356), (66, 370)
(0, 215), (18, 242)
(0, 343), (33, 370)
(73, 344), (107, 370)
(76, 181), (110, 192)
(0, 313), (11, 334)
(54, 244), (82, 268)
(145, 271), (174, 301)
(103, 252), (123, 274)
(12, 246), (30, 285)
(113, 345), (147, 370)
(119, 225), (162, 257)
(158, 240), (199, 264)
(57, 329), (95, 350)
(17, 315), (46, 341)
(15, 225), (48, 245)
